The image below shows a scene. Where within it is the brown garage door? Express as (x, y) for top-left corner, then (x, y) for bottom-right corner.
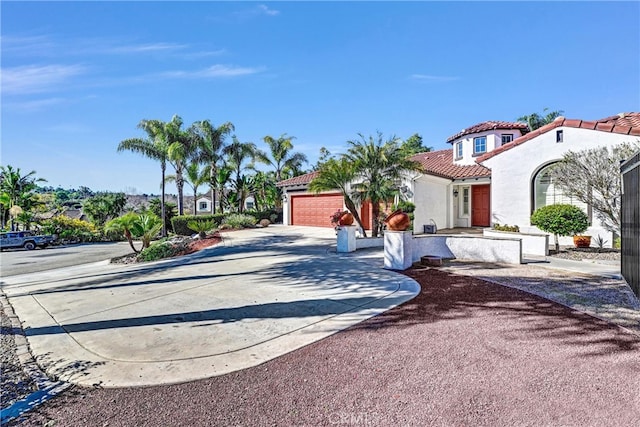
(291, 193), (344, 227)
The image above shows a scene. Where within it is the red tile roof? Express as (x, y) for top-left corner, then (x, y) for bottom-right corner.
(276, 171), (319, 187)
(446, 121), (529, 143)
(478, 112), (640, 162)
(410, 149), (491, 180)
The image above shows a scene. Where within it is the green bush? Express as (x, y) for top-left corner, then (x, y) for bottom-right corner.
(172, 214), (224, 236)
(137, 241), (180, 262)
(188, 219), (215, 238)
(246, 209), (280, 223)
(223, 213), (257, 229)
(531, 204), (589, 251)
(42, 215), (100, 242)
(493, 223), (520, 232)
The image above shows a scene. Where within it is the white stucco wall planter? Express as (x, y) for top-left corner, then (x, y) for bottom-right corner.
(356, 237), (384, 250)
(336, 226), (357, 253)
(384, 233), (523, 270)
(483, 229), (549, 257)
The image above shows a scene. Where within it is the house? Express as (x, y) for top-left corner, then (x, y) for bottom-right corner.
(278, 112), (640, 246)
(478, 113), (640, 245)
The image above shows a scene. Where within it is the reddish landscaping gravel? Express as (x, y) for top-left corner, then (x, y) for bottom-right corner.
(10, 268), (640, 426)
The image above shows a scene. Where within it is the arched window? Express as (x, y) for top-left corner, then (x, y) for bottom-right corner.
(532, 163), (590, 218)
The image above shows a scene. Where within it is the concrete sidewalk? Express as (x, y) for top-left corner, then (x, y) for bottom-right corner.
(1, 226), (419, 388)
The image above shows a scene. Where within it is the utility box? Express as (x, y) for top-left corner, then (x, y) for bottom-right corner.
(423, 224), (437, 234)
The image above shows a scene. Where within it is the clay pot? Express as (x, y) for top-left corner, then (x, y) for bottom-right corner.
(338, 212), (354, 226)
(385, 209), (411, 231)
(573, 235), (591, 248)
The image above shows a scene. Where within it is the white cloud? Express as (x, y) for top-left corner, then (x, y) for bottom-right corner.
(160, 64), (263, 79)
(257, 4), (280, 16)
(4, 97), (67, 112)
(410, 74), (460, 82)
(1, 64), (87, 94)
(105, 42), (188, 54)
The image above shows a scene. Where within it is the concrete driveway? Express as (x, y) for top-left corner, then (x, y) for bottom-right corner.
(1, 226), (418, 388)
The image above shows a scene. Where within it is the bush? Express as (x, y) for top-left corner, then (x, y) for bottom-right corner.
(531, 204), (589, 251)
(493, 223), (520, 232)
(172, 214), (225, 236)
(223, 213), (257, 229)
(246, 209), (280, 223)
(188, 219), (215, 238)
(137, 241), (181, 262)
(41, 215), (100, 242)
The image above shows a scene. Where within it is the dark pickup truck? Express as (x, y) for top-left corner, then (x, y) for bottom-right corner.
(0, 231), (56, 250)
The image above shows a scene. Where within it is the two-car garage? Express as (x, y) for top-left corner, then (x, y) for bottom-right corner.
(290, 193), (344, 227)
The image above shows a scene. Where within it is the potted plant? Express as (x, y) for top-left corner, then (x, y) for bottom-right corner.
(330, 210), (354, 227)
(531, 204), (589, 252)
(384, 209), (411, 231)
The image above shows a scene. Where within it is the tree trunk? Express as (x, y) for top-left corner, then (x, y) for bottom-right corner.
(161, 163), (167, 237)
(344, 196), (367, 238)
(176, 173), (184, 215)
(371, 201), (380, 238)
(554, 234), (560, 253)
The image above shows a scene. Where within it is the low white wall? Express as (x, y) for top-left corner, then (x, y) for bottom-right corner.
(483, 229), (549, 256)
(356, 237), (384, 249)
(410, 235), (522, 265)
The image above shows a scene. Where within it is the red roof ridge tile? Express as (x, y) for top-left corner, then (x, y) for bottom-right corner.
(446, 120), (530, 143)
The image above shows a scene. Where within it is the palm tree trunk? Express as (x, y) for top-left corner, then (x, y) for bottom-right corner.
(176, 173), (184, 215)
(371, 201), (380, 238)
(194, 188), (197, 216)
(161, 163), (167, 237)
(344, 197), (367, 238)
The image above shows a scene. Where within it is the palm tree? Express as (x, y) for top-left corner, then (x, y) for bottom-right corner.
(215, 165), (232, 213)
(192, 120), (234, 214)
(345, 132), (422, 237)
(309, 157), (368, 236)
(223, 136), (257, 212)
(0, 165), (47, 230)
(165, 115), (199, 216)
(118, 119), (170, 236)
(105, 212), (162, 253)
(166, 161), (209, 215)
(517, 108), (564, 131)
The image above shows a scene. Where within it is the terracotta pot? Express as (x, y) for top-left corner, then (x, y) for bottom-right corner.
(338, 212), (354, 226)
(385, 209), (411, 231)
(573, 235), (591, 248)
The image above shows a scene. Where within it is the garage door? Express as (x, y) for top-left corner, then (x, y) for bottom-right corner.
(291, 193), (344, 227)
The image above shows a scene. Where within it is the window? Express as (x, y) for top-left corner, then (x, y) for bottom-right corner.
(473, 136), (487, 154)
(198, 201), (208, 210)
(455, 142), (463, 159)
(532, 163), (590, 220)
(501, 134), (513, 144)
(462, 188), (470, 215)
(556, 130), (563, 143)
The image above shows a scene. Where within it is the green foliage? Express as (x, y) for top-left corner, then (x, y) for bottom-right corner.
(42, 215), (99, 242)
(187, 219), (215, 238)
(82, 192), (127, 225)
(517, 108), (564, 131)
(531, 204), (589, 251)
(400, 134), (432, 156)
(614, 237), (621, 249)
(137, 241), (181, 262)
(492, 223), (520, 232)
(147, 198), (177, 232)
(172, 214), (225, 235)
(223, 213), (257, 229)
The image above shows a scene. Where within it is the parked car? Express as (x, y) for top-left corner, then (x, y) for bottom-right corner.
(0, 231), (56, 250)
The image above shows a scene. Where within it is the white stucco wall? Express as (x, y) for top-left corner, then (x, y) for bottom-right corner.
(482, 126), (634, 245)
(411, 174), (451, 232)
(452, 129), (525, 166)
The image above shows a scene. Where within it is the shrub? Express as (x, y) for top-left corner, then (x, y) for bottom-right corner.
(41, 215), (100, 243)
(223, 213), (257, 229)
(172, 214), (224, 235)
(188, 219), (215, 238)
(137, 241), (180, 262)
(493, 223), (520, 232)
(531, 204), (589, 252)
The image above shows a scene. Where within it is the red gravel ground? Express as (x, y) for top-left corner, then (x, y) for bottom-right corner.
(10, 268), (640, 426)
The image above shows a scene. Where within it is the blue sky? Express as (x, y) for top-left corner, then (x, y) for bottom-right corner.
(2, 1), (639, 195)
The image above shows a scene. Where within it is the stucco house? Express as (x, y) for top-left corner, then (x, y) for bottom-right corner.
(278, 112), (640, 246)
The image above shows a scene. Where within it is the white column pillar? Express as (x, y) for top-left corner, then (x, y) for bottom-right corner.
(336, 226), (357, 253)
(384, 231), (413, 270)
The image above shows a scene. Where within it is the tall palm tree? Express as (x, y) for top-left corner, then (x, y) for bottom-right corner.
(0, 165), (47, 230)
(309, 157), (367, 236)
(215, 165), (232, 213)
(166, 161), (209, 215)
(118, 119), (170, 236)
(165, 115), (199, 216)
(345, 132), (422, 237)
(257, 134), (308, 182)
(223, 136), (257, 212)
(192, 120), (235, 214)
